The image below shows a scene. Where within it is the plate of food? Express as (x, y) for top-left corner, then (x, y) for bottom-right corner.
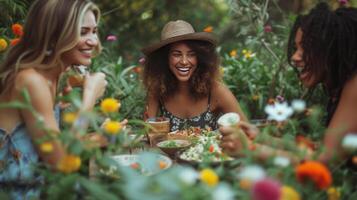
(156, 139), (192, 157)
(110, 153), (172, 176)
(175, 131), (238, 167)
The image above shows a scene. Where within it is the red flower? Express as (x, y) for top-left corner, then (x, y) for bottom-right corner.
(10, 38), (20, 46)
(12, 24), (23, 36)
(209, 145), (214, 153)
(296, 161), (332, 189)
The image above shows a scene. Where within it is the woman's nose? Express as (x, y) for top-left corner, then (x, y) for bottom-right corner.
(180, 55), (188, 65)
(86, 34), (98, 46)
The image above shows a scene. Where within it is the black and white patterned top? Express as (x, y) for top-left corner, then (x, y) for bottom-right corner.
(159, 94), (220, 131)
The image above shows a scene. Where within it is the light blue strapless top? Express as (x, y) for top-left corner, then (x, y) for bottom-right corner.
(0, 105), (60, 199)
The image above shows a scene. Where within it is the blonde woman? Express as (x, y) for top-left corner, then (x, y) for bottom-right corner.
(0, 0), (106, 198)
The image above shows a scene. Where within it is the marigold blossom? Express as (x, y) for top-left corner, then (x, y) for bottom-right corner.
(327, 187), (341, 200)
(40, 142), (54, 153)
(100, 98), (120, 113)
(295, 161), (332, 189)
(203, 26), (213, 33)
(280, 186), (301, 200)
(57, 154), (81, 173)
(12, 23), (23, 36)
(103, 120), (122, 135)
(229, 50), (237, 57)
(0, 38), (8, 51)
(10, 38), (20, 46)
(62, 112), (77, 124)
(200, 168), (219, 186)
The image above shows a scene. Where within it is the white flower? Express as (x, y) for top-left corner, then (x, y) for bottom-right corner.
(342, 133), (357, 152)
(213, 183), (235, 200)
(265, 101), (294, 122)
(273, 156), (290, 167)
(291, 99), (306, 112)
(217, 112), (240, 127)
(238, 165), (266, 182)
(179, 167), (199, 185)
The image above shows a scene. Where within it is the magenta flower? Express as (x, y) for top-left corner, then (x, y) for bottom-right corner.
(339, 0), (348, 5)
(276, 95), (285, 103)
(139, 57), (146, 65)
(106, 35), (117, 42)
(264, 25), (272, 33)
(251, 178), (281, 200)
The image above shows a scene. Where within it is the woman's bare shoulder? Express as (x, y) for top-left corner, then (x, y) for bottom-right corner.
(15, 68), (47, 90)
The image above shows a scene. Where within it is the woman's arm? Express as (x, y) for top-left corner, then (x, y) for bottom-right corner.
(145, 93), (159, 119)
(319, 76), (357, 163)
(15, 71), (66, 167)
(211, 82), (248, 121)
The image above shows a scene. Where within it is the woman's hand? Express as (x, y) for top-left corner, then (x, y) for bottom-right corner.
(82, 72), (107, 111)
(238, 121), (260, 140)
(220, 126), (251, 157)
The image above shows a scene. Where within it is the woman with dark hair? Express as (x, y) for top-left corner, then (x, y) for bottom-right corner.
(221, 2), (357, 164)
(142, 20), (247, 131)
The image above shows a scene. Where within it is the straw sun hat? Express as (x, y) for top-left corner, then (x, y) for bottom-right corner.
(141, 20), (218, 55)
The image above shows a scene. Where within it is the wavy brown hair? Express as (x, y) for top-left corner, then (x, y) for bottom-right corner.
(143, 40), (220, 101)
(0, 0), (101, 93)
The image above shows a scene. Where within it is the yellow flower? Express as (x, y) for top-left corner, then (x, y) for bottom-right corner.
(0, 38), (8, 51)
(57, 154), (81, 174)
(219, 66), (225, 76)
(243, 50), (255, 59)
(281, 186), (301, 200)
(200, 168), (218, 186)
(203, 26), (213, 33)
(103, 120), (122, 135)
(40, 142), (54, 153)
(62, 112), (77, 124)
(252, 95), (260, 101)
(229, 50), (237, 57)
(100, 98), (120, 113)
(327, 187), (340, 200)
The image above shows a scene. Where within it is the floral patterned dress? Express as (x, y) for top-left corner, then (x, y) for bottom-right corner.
(160, 94), (220, 131)
(0, 105), (60, 200)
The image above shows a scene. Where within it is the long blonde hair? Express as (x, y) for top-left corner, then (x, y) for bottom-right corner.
(0, 0), (101, 93)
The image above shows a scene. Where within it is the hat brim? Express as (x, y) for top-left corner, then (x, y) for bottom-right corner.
(141, 32), (218, 56)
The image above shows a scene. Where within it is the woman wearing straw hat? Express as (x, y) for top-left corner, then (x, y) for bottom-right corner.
(142, 20), (248, 132)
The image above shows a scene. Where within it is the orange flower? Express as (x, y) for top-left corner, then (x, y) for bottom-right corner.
(267, 98), (275, 105)
(132, 66), (142, 74)
(12, 23), (24, 36)
(295, 161), (332, 189)
(203, 26), (213, 33)
(10, 38), (20, 46)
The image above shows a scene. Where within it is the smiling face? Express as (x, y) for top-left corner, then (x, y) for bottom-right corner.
(168, 42), (198, 82)
(291, 28), (318, 88)
(62, 10), (98, 67)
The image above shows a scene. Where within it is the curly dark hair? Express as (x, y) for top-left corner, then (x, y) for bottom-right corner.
(143, 40), (220, 100)
(287, 2), (357, 96)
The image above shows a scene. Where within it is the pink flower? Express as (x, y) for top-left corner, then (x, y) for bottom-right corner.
(276, 95), (285, 103)
(264, 25), (272, 33)
(106, 35), (117, 42)
(339, 0), (348, 5)
(251, 178), (281, 200)
(139, 57), (146, 65)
